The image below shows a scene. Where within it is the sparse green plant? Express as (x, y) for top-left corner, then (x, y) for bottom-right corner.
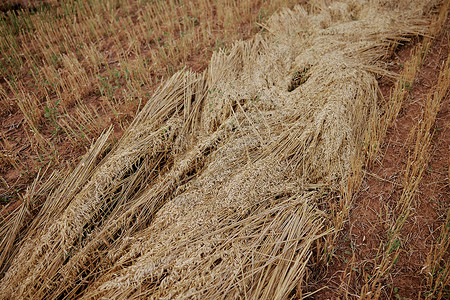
(43, 99), (61, 134)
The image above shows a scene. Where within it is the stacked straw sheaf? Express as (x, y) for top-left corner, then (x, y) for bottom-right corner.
(0, 0), (436, 298)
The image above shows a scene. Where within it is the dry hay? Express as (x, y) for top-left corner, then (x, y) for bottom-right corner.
(0, 0), (438, 298)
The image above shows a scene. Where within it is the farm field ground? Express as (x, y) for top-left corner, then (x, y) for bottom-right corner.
(0, 0), (448, 298)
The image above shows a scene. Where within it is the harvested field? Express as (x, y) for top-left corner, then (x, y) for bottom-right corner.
(0, 0), (448, 299)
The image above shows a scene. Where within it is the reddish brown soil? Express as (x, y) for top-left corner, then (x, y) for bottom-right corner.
(313, 15), (449, 300)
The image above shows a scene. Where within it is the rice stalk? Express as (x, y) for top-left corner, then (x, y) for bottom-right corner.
(424, 210), (450, 300)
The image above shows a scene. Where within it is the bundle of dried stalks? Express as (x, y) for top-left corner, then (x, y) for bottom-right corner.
(0, 0), (437, 298)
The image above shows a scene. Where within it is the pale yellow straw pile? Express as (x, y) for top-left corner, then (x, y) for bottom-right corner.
(0, 0), (437, 298)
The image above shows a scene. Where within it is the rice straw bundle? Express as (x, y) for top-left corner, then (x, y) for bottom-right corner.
(0, 0), (437, 298)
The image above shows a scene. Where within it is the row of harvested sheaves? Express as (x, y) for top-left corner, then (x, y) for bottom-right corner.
(0, 0), (437, 298)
